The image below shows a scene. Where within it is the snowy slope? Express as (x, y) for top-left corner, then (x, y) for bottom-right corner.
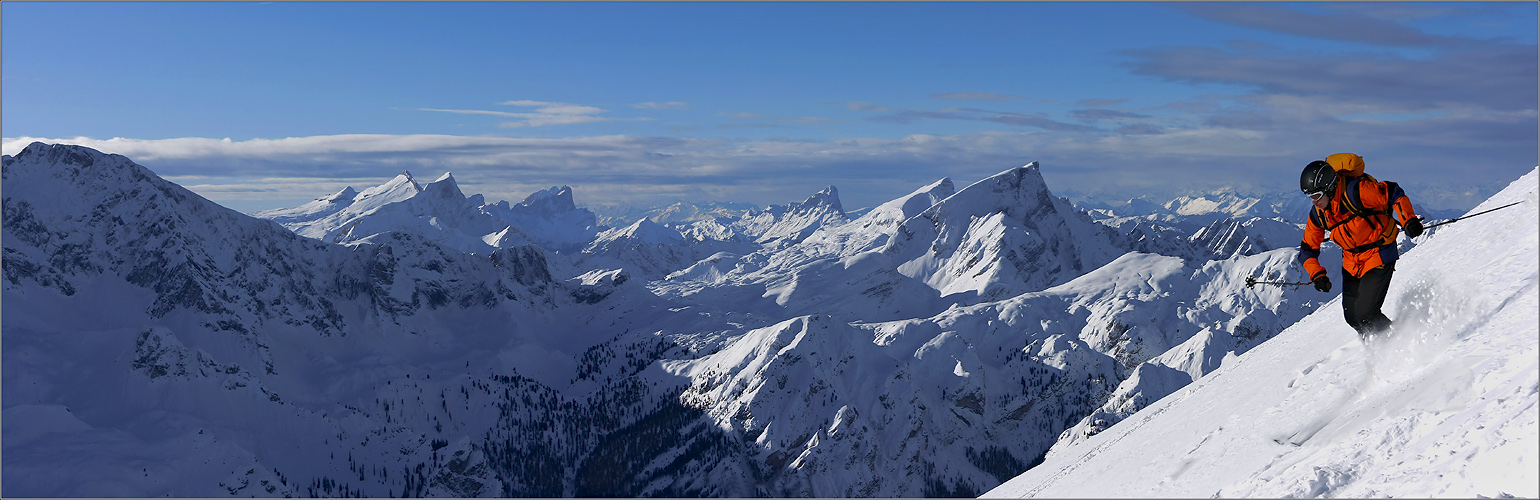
(646, 201), (759, 226)
(254, 171), (429, 241)
(650, 178), (957, 320)
(574, 186), (854, 281)
(589, 200), (757, 228)
(986, 167), (1538, 498)
(577, 218), (753, 280)
(882, 163), (1125, 302)
(729, 186), (849, 248)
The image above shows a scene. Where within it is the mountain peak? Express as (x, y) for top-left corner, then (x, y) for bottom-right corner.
(422, 172), (464, 200)
(619, 218), (683, 242)
(518, 185), (578, 213)
(354, 171), (423, 202)
(9, 142), (125, 170)
(320, 186), (359, 203)
(793, 185), (845, 216)
(883, 160), (1122, 299)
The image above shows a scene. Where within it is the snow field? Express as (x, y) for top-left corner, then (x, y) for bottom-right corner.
(987, 168), (1537, 498)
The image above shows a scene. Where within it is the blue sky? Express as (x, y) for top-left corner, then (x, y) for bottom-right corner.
(4, 2), (1536, 214)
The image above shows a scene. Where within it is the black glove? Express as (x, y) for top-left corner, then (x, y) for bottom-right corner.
(1313, 275), (1332, 293)
(1404, 217), (1424, 238)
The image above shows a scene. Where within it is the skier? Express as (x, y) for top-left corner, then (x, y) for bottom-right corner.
(1297, 153), (1424, 338)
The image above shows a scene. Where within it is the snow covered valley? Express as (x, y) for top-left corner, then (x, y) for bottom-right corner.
(3, 142), (1534, 497)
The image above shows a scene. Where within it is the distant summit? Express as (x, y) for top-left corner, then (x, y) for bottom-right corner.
(882, 162), (1124, 301)
(732, 185), (849, 247)
(255, 174), (598, 254)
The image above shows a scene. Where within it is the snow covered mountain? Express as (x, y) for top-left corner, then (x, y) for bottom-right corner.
(254, 175), (600, 255)
(259, 174), (849, 282)
(880, 163), (1125, 302)
(576, 218), (754, 281)
(2, 143), (686, 497)
(480, 186), (602, 252)
(658, 243), (1333, 496)
(591, 200), (759, 228)
(6, 141), (1525, 498)
(632, 163), (1341, 496)
(986, 167), (1539, 498)
(722, 185), (850, 249)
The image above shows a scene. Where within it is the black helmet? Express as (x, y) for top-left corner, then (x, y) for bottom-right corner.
(1300, 160), (1337, 196)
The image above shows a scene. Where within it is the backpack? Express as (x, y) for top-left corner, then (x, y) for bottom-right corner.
(1325, 152), (1365, 177)
(1309, 153), (1401, 252)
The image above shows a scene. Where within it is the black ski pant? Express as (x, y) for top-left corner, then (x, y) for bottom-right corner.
(1342, 262), (1394, 338)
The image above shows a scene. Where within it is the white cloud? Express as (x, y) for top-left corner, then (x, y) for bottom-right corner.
(420, 100), (642, 128)
(846, 101), (897, 112)
(931, 92), (1023, 101)
(497, 100), (606, 115)
(417, 108), (528, 118)
(498, 114), (614, 128)
(632, 101), (689, 110)
(6, 122), (1525, 216)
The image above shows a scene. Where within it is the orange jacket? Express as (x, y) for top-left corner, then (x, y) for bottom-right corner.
(1299, 174), (1418, 279)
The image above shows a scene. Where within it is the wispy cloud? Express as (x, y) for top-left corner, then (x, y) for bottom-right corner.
(1114, 124), (1166, 136)
(718, 112), (833, 126)
(930, 92), (1022, 102)
(1077, 98), (1128, 107)
(421, 100), (644, 128)
(1098, 10), (1536, 209)
(6, 123), (1528, 215)
(1319, 3), (1490, 25)
(632, 101), (689, 110)
(1125, 3), (1536, 143)
(846, 102), (898, 112)
(976, 111), (1099, 132)
(1071, 108), (1150, 122)
(1174, 3), (1479, 47)
(1126, 42), (1535, 113)
(853, 104), (1097, 132)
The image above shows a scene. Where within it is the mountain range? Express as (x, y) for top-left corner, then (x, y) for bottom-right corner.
(3, 142), (1528, 497)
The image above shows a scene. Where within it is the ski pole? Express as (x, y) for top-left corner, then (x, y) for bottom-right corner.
(1245, 276), (1313, 289)
(1422, 201), (1525, 229)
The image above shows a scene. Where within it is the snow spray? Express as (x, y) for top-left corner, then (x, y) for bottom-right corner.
(1365, 272), (1479, 387)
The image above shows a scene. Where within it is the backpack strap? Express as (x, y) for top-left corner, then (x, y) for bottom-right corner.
(1332, 175), (1399, 253)
(1309, 207), (1327, 230)
(1342, 239), (1389, 254)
